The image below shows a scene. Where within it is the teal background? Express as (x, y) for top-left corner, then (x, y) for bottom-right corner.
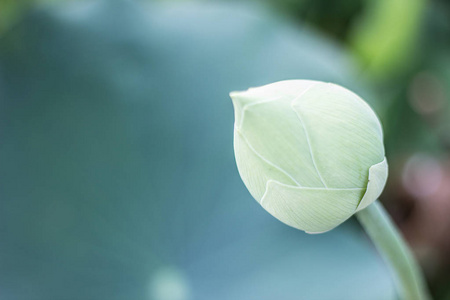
(3, 0), (444, 298)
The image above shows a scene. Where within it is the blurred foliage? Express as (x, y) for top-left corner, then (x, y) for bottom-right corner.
(0, 0), (65, 34)
(258, 0), (427, 80)
(349, 0), (426, 80)
(0, 0), (32, 34)
(261, 0), (364, 41)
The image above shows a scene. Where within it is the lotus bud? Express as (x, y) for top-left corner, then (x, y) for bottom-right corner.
(230, 80), (388, 233)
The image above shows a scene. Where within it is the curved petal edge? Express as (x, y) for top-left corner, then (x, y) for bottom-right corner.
(356, 157), (389, 212)
(260, 180), (365, 233)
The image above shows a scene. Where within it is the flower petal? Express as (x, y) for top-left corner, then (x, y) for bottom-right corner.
(356, 157), (389, 211)
(292, 82), (385, 189)
(234, 130), (299, 201)
(260, 181), (366, 233)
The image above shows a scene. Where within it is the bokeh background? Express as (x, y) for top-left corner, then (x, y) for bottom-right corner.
(0, 0), (449, 299)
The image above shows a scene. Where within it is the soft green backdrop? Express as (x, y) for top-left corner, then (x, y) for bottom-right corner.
(0, 0), (413, 299)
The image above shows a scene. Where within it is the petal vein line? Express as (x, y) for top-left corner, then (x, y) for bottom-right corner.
(236, 130), (302, 187)
(291, 83), (328, 188)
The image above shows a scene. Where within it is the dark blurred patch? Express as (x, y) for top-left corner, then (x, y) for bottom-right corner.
(262, 0), (364, 41)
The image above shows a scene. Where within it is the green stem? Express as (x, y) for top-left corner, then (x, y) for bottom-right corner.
(356, 200), (431, 300)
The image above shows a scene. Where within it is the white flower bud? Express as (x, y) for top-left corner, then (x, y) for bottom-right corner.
(231, 80), (388, 233)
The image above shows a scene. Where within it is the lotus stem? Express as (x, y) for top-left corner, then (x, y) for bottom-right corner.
(356, 200), (431, 300)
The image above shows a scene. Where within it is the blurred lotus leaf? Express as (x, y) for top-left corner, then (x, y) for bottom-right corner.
(0, 0), (396, 299)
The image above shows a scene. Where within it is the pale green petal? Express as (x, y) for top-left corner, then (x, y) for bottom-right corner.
(292, 82), (384, 188)
(356, 157), (389, 211)
(232, 86), (326, 188)
(230, 80), (388, 233)
(234, 130), (298, 201)
(230, 80), (316, 114)
(260, 181), (366, 233)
